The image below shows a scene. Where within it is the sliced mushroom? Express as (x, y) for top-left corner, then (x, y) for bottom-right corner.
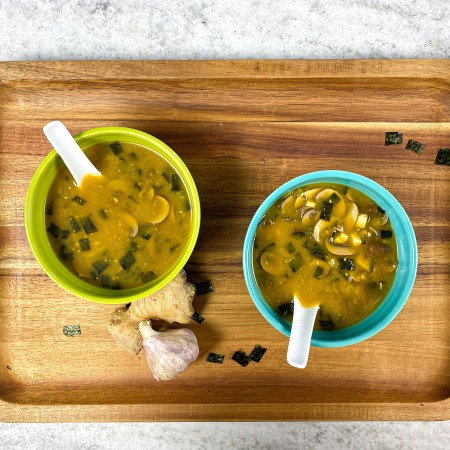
(370, 212), (389, 227)
(313, 219), (329, 243)
(301, 187), (322, 201)
(122, 213), (139, 237)
(294, 195), (306, 209)
(148, 195), (170, 224)
(343, 202), (359, 231)
(325, 238), (356, 256)
(280, 194), (296, 216)
(260, 252), (287, 276)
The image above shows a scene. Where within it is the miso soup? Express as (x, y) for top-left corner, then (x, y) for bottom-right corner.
(45, 141), (192, 290)
(252, 183), (398, 330)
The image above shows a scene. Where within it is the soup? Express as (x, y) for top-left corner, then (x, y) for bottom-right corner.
(252, 183), (398, 330)
(45, 141), (192, 290)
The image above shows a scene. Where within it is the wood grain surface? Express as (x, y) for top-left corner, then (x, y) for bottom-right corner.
(0, 60), (448, 422)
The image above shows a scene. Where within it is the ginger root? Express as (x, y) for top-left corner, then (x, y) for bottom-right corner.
(107, 306), (143, 355)
(128, 269), (195, 324)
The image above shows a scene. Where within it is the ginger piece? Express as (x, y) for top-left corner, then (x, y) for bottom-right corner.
(128, 269), (195, 324)
(108, 306), (143, 355)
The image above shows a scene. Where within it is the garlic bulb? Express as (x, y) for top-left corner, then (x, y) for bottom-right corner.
(139, 321), (199, 381)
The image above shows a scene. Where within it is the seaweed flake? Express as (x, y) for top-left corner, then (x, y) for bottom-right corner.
(194, 280), (214, 295)
(249, 344), (267, 363)
(278, 301), (294, 316)
(385, 132), (403, 146)
(405, 139), (425, 155)
(71, 195), (86, 205)
(191, 312), (205, 324)
(232, 350), (250, 367)
(47, 222), (60, 238)
(435, 148), (450, 166)
(63, 324), (81, 337)
(206, 352), (224, 364)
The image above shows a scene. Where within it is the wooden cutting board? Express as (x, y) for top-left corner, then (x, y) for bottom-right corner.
(0, 60), (448, 422)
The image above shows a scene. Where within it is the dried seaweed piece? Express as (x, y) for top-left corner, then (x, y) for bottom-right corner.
(79, 238), (90, 251)
(91, 260), (109, 279)
(68, 216), (81, 233)
(232, 350), (251, 367)
(288, 252), (303, 273)
(61, 230), (70, 240)
(314, 266), (324, 279)
(63, 324), (81, 336)
(191, 312), (205, 324)
(206, 352), (224, 364)
(380, 230), (392, 238)
(120, 250), (136, 270)
(405, 139), (425, 155)
(278, 301), (294, 316)
(47, 222), (60, 238)
(59, 244), (74, 261)
(319, 319), (335, 329)
(435, 148), (450, 166)
(194, 280), (214, 295)
(80, 216), (97, 234)
(71, 195), (86, 205)
(101, 275), (121, 290)
(249, 344), (267, 363)
(45, 204), (53, 216)
(385, 132), (403, 146)
(339, 258), (355, 271)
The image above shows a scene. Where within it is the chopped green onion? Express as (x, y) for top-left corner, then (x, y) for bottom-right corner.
(405, 139), (425, 155)
(285, 242), (296, 254)
(109, 141), (123, 155)
(80, 217), (97, 234)
(249, 344), (267, 363)
(232, 350), (250, 367)
(194, 280), (214, 295)
(63, 324), (81, 337)
(435, 148), (450, 166)
(206, 352), (224, 364)
(191, 312), (205, 324)
(79, 238), (90, 251)
(288, 252), (303, 273)
(47, 222), (60, 238)
(71, 195), (86, 205)
(120, 250), (136, 270)
(385, 132), (403, 146)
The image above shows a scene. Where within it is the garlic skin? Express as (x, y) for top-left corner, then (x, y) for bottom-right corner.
(139, 321), (199, 381)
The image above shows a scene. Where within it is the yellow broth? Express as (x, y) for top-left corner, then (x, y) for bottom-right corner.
(45, 142), (192, 290)
(252, 183), (398, 330)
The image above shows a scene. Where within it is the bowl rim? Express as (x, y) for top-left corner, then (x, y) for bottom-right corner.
(24, 126), (201, 304)
(242, 170), (418, 347)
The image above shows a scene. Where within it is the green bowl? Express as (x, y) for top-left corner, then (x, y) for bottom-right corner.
(25, 126), (201, 304)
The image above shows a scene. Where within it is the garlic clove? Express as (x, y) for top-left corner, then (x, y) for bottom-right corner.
(139, 321), (199, 381)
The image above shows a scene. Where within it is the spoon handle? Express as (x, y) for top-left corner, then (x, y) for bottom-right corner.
(43, 121), (101, 186)
(287, 298), (319, 369)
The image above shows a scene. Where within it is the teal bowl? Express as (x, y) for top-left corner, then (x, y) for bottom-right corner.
(243, 170), (418, 347)
(25, 126), (201, 304)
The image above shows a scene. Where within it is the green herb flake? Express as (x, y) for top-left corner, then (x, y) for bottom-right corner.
(141, 271), (156, 283)
(79, 238), (91, 251)
(435, 148), (450, 166)
(206, 352), (224, 364)
(120, 250), (136, 270)
(171, 173), (182, 191)
(47, 222), (60, 238)
(278, 301), (294, 316)
(68, 216), (81, 233)
(80, 217), (97, 234)
(91, 260), (109, 280)
(45, 204), (54, 216)
(405, 139), (425, 155)
(285, 242), (296, 254)
(319, 319), (335, 329)
(61, 230), (70, 240)
(109, 141), (123, 155)
(191, 312), (205, 324)
(385, 132), (403, 146)
(63, 324), (81, 337)
(71, 195), (86, 205)
(288, 252), (303, 273)
(249, 344), (267, 363)
(59, 244), (74, 261)
(314, 266), (325, 279)
(232, 350), (251, 367)
(194, 280), (214, 295)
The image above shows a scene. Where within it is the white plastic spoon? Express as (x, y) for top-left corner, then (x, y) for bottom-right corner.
(286, 296), (319, 369)
(43, 120), (101, 186)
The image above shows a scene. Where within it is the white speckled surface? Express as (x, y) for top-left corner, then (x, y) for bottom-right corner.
(1, 0), (449, 448)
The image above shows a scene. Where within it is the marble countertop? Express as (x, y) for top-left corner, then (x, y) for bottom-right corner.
(0, 0), (449, 448)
